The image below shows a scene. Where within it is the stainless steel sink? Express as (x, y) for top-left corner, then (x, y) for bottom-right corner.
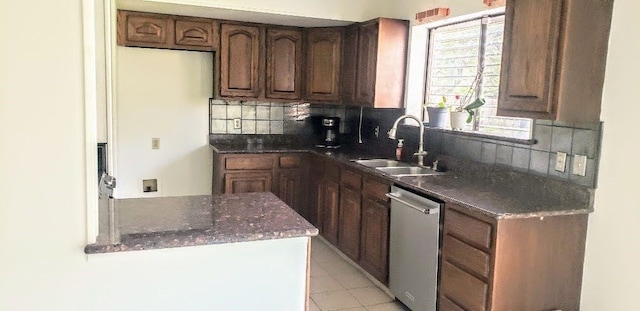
(352, 159), (411, 168)
(376, 166), (445, 177)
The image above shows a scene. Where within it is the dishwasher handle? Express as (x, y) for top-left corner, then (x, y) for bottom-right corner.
(386, 192), (439, 214)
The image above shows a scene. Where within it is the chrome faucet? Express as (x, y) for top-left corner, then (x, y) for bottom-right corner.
(388, 114), (427, 167)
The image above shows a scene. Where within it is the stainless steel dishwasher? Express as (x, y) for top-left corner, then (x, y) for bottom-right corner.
(387, 186), (441, 311)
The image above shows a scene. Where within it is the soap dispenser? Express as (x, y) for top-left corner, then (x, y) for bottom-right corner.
(396, 139), (404, 161)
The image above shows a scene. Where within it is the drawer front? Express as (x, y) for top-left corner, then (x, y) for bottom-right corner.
(441, 261), (488, 311)
(340, 168), (362, 190)
(362, 177), (389, 202)
(439, 295), (466, 311)
(325, 161), (340, 182)
(225, 155), (273, 170)
(443, 235), (491, 278)
(279, 155), (301, 168)
(446, 209), (493, 249)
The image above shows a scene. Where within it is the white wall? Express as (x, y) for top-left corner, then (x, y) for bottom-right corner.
(581, 0), (640, 309)
(115, 47), (213, 198)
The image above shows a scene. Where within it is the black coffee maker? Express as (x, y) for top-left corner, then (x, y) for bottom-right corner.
(319, 117), (340, 148)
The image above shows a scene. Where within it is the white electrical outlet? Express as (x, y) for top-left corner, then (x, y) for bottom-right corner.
(573, 154), (587, 176)
(151, 138), (160, 150)
(555, 152), (567, 172)
(233, 118), (242, 129)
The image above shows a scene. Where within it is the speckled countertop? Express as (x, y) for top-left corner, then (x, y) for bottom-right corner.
(85, 192), (318, 254)
(210, 138), (594, 219)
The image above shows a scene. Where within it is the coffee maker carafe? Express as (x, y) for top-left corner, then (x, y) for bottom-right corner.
(321, 117), (340, 147)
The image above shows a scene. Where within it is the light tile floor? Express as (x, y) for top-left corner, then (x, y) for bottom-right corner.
(310, 237), (410, 311)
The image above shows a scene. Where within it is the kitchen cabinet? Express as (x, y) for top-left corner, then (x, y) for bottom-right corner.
(321, 180), (340, 246)
(117, 10), (217, 51)
(341, 25), (359, 105)
(439, 203), (588, 311)
(224, 172), (272, 193)
(338, 169), (362, 261)
(304, 28), (343, 102)
(346, 18), (409, 108)
(359, 177), (390, 283)
(220, 23), (261, 98)
(497, 0), (614, 122)
(266, 28), (303, 100)
(276, 154), (304, 215)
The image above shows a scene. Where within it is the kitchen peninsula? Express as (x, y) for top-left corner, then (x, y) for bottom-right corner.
(84, 192), (317, 310)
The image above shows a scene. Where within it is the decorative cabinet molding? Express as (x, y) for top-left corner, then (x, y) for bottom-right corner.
(497, 0), (614, 122)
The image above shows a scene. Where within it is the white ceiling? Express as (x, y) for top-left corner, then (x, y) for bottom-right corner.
(116, 0), (354, 27)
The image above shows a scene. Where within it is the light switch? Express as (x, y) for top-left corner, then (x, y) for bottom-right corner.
(573, 155), (587, 176)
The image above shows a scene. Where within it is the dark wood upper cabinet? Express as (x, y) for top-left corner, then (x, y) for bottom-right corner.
(498, 0), (614, 122)
(341, 25), (359, 105)
(118, 11), (217, 51)
(350, 18), (409, 108)
(266, 28), (303, 100)
(174, 19), (216, 50)
(220, 23), (261, 98)
(118, 11), (173, 48)
(304, 28), (343, 102)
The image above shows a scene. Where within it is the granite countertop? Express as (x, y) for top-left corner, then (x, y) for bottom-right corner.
(210, 138), (594, 219)
(85, 192), (318, 254)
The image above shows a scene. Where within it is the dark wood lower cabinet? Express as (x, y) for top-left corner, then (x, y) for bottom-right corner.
(321, 180), (340, 246)
(224, 171), (272, 193)
(338, 186), (361, 261)
(277, 169), (302, 215)
(359, 197), (389, 283)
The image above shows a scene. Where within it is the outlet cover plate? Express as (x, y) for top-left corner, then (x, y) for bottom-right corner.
(151, 138), (160, 149)
(555, 152), (567, 172)
(573, 155), (587, 176)
(233, 118), (242, 129)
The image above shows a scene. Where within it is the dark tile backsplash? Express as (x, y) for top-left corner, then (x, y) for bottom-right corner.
(209, 99), (601, 187)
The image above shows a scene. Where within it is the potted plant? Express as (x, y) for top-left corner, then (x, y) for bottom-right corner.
(424, 96), (449, 129)
(450, 72), (485, 130)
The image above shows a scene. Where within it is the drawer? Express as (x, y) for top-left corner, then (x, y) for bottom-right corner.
(362, 177), (389, 202)
(225, 155), (274, 170)
(325, 161), (340, 182)
(279, 155), (301, 168)
(443, 235), (491, 279)
(445, 208), (493, 249)
(340, 169), (362, 190)
(441, 261), (488, 311)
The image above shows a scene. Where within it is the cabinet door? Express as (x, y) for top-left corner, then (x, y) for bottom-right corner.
(220, 23), (261, 98)
(266, 28), (303, 100)
(338, 186), (361, 261)
(341, 25), (359, 105)
(497, 0), (562, 119)
(309, 179), (323, 228)
(322, 180), (340, 246)
(175, 19), (214, 50)
(359, 197), (389, 283)
(118, 11), (172, 48)
(224, 171), (272, 194)
(277, 169), (302, 213)
(355, 21), (379, 106)
(305, 28), (343, 102)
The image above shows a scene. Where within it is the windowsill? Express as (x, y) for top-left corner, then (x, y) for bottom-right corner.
(401, 123), (538, 145)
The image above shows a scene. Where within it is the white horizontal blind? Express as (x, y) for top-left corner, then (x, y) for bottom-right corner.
(424, 15), (532, 139)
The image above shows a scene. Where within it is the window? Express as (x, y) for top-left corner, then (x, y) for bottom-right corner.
(420, 14), (532, 140)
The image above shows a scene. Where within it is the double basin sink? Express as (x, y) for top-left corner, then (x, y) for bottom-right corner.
(352, 159), (445, 177)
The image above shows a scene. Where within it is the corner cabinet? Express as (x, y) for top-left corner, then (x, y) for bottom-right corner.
(439, 203), (588, 311)
(346, 18), (409, 108)
(219, 23), (261, 98)
(304, 28), (343, 102)
(266, 28), (303, 100)
(497, 0), (614, 122)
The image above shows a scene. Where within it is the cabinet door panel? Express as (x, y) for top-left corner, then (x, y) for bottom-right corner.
(220, 24), (260, 97)
(305, 28), (342, 102)
(266, 28), (303, 99)
(119, 11), (172, 47)
(322, 180), (340, 246)
(498, 0), (562, 115)
(224, 172), (272, 194)
(278, 169), (302, 213)
(441, 261), (488, 311)
(359, 197), (389, 283)
(355, 21), (378, 105)
(338, 186), (361, 261)
(175, 19), (214, 50)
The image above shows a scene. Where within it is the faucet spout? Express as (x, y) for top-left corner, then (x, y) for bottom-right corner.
(388, 114), (427, 166)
